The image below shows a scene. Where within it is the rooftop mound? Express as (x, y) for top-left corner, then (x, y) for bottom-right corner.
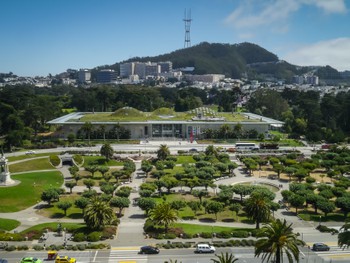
(111, 107), (145, 117)
(152, 107), (176, 116)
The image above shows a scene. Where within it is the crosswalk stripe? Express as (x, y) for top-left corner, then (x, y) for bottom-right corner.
(108, 247), (148, 263)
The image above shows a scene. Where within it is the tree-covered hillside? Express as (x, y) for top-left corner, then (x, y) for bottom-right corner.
(108, 42), (288, 79)
(91, 42), (350, 83)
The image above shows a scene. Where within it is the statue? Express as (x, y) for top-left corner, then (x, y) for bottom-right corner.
(0, 149), (15, 186)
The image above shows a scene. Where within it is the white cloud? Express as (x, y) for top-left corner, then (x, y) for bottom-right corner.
(301, 0), (347, 14)
(283, 38), (350, 71)
(225, 0), (347, 29)
(225, 0), (299, 28)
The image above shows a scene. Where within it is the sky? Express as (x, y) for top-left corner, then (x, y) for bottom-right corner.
(1, 0), (349, 77)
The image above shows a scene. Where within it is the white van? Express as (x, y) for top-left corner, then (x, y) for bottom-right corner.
(195, 243), (216, 253)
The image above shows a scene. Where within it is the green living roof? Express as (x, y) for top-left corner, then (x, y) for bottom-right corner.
(76, 107), (256, 122)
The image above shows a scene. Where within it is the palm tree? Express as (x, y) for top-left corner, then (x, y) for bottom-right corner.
(81, 121), (93, 145)
(157, 144), (170, 161)
(83, 197), (115, 230)
(99, 124), (107, 141)
(148, 202), (178, 232)
(244, 192), (270, 229)
(255, 219), (303, 263)
(211, 252), (238, 263)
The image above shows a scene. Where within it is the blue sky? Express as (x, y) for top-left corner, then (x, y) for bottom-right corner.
(1, 0), (349, 76)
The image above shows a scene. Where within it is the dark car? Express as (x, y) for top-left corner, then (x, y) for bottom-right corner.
(189, 148), (198, 153)
(139, 246), (160, 254)
(312, 243), (330, 251)
(0, 259), (8, 263)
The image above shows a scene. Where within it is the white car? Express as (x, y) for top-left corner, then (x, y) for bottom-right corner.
(195, 243), (215, 253)
(25, 150), (36, 155)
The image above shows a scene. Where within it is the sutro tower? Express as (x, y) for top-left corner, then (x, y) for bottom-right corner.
(183, 9), (192, 48)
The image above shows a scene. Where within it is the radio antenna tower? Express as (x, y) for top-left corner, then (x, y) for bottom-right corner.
(183, 9), (192, 48)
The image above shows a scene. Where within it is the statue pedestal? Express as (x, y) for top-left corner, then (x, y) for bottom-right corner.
(1, 172), (15, 185)
(0, 154), (15, 186)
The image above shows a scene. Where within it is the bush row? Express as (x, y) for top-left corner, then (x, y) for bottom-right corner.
(157, 239), (257, 249)
(147, 230), (253, 240)
(3, 243), (111, 252)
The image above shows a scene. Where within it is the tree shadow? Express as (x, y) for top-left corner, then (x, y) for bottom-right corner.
(222, 218), (235, 223)
(68, 213), (83, 219)
(199, 218), (216, 223)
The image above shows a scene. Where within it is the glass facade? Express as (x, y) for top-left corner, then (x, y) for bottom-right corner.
(151, 124), (182, 138)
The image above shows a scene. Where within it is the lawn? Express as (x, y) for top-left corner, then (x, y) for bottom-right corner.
(7, 152), (56, 162)
(0, 171), (63, 212)
(151, 193), (252, 222)
(172, 223), (254, 235)
(39, 194), (83, 219)
(9, 158), (54, 173)
(0, 218), (21, 231)
(175, 155), (195, 164)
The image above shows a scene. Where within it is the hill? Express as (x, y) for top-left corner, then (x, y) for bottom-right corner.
(93, 42), (349, 84)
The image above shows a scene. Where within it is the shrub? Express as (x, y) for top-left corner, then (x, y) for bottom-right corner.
(32, 245), (44, 251)
(154, 234), (164, 239)
(0, 232), (24, 241)
(183, 242), (192, 248)
(240, 239), (249, 246)
(305, 176), (316, 184)
(65, 245), (75, 250)
(225, 241), (234, 247)
(101, 226), (117, 239)
(50, 155), (61, 166)
(17, 245), (29, 250)
(77, 244), (86, 250)
(200, 232), (212, 238)
(87, 232), (101, 242)
(144, 219), (157, 233)
(5, 245), (16, 251)
(231, 231), (249, 238)
(164, 233), (176, 239)
(229, 240), (241, 246)
(246, 239), (256, 246)
(73, 233), (86, 242)
(163, 243), (171, 249)
(249, 229), (259, 237)
(217, 231), (232, 238)
(176, 243), (184, 248)
(48, 244), (59, 251)
(182, 233), (194, 239)
(73, 155), (83, 165)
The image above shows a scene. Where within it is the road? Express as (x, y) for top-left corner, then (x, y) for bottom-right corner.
(1, 246), (350, 263)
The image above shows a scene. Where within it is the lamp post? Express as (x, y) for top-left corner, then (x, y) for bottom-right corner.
(319, 216), (322, 227)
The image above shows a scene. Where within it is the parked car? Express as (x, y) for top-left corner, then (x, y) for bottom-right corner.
(139, 246), (160, 254)
(194, 243), (216, 253)
(20, 258), (42, 263)
(25, 150), (36, 155)
(0, 259), (8, 263)
(55, 256), (76, 263)
(189, 148), (198, 153)
(312, 243), (330, 251)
